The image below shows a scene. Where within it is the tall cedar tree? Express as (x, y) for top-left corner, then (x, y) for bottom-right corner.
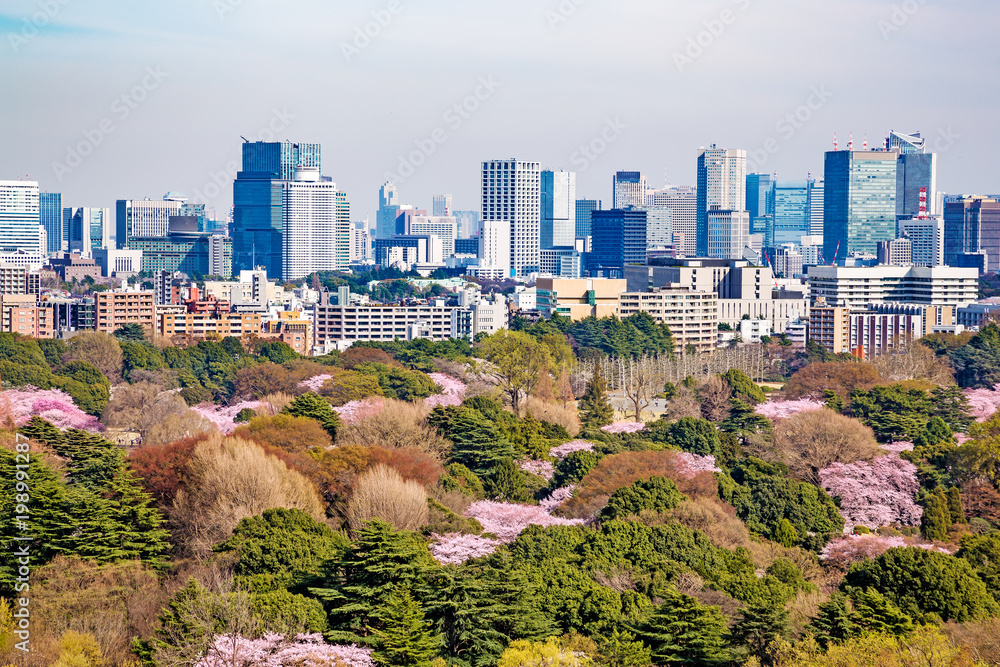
(285, 392), (341, 439)
(369, 587), (442, 667)
(730, 602), (789, 666)
(632, 589), (731, 666)
(578, 375), (614, 429)
(921, 488), (951, 541)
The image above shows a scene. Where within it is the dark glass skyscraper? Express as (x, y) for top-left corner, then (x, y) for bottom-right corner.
(944, 197), (1000, 269)
(746, 173), (773, 243)
(823, 150), (898, 263)
(39, 192), (62, 253)
(772, 180), (809, 246)
(591, 207), (647, 277)
(232, 141), (321, 278)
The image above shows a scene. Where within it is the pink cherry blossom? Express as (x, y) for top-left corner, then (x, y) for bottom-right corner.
(538, 486), (575, 513)
(754, 399), (825, 421)
(334, 397), (386, 425)
(518, 459), (555, 481)
(429, 533), (502, 565)
(673, 452), (722, 479)
(819, 455), (922, 531)
(881, 441), (914, 454)
(424, 373), (467, 409)
(466, 499), (584, 543)
(965, 384), (1000, 421)
(601, 421), (647, 434)
(191, 401), (267, 435)
(297, 374), (333, 393)
(550, 440), (596, 459)
(820, 533), (952, 569)
(2, 387), (102, 432)
(195, 633), (374, 667)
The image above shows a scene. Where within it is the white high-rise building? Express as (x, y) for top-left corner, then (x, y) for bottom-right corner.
(898, 216), (944, 267)
(650, 185), (698, 256)
(0, 181), (40, 253)
(432, 194), (453, 217)
(351, 222), (372, 262)
(482, 159), (540, 277)
(541, 170), (576, 249)
(282, 167), (349, 280)
(645, 207), (674, 249)
(697, 146), (747, 256)
(409, 215), (457, 258)
(613, 171), (648, 208)
(115, 197), (183, 248)
(707, 210), (750, 259)
(67, 207), (113, 256)
(478, 219), (511, 278)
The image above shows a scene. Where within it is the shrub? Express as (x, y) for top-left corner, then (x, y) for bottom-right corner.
(233, 413), (333, 454)
(783, 361), (882, 402)
(598, 476), (686, 521)
(523, 396), (581, 436)
(337, 399), (450, 459)
(346, 465), (429, 532)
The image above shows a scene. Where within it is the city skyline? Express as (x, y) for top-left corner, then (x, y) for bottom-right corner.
(1, 1), (995, 224)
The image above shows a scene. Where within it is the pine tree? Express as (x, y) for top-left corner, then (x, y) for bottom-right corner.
(312, 519), (435, 645)
(579, 375), (614, 429)
(632, 589), (730, 666)
(730, 602), (789, 666)
(599, 629), (652, 667)
(422, 566), (510, 667)
(486, 459), (530, 503)
(18, 416), (63, 445)
(808, 593), (858, 648)
(104, 465), (171, 566)
(370, 587), (441, 667)
(849, 587), (914, 637)
(921, 487), (951, 541)
(947, 487), (967, 525)
(285, 392), (341, 438)
(913, 416), (955, 450)
(445, 408), (515, 477)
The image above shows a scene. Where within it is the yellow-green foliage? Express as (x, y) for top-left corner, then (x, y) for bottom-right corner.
(51, 631), (103, 667)
(497, 637), (593, 667)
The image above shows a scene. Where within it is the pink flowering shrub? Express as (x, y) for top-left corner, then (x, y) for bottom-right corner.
(334, 397), (386, 425)
(755, 399), (825, 421)
(820, 533), (953, 569)
(2, 387), (102, 432)
(673, 452), (722, 479)
(601, 421), (647, 434)
(519, 459), (555, 481)
(538, 486), (575, 513)
(550, 440), (595, 459)
(965, 384), (1000, 421)
(466, 499), (584, 542)
(424, 373), (467, 409)
(819, 455), (922, 531)
(195, 633), (374, 667)
(881, 441), (914, 455)
(429, 533), (502, 565)
(297, 374), (333, 393)
(191, 401), (267, 435)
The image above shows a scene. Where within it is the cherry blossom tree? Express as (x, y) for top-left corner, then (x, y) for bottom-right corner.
(881, 441), (914, 455)
(820, 533), (952, 570)
(191, 401), (268, 435)
(466, 499), (584, 542)
(429, 533), (502, 565)
(965, 384), (1000, 421)
(2, 387), (102, 432)
(333, 397), (386, 425)
(754, 399), (825, 421)
(601, 421), (647, 434)
(538, 486), (575, 513)
(298, 374), (333, 393)
(195, 633), (374, 667)
(424, 373), (467, 409)
(819, 455), (922, 531)
(673, 452), (722, 479)
(518, 459), (555, 481)
(549, 440), (596, 459)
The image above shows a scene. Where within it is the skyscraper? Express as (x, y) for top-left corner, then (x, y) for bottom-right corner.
(481, 159), (541, 277)
(746, 173), (774, 243)
(432, 194), (453, 217)
(282, 167), (348, 280)
(706, 210), (750, 259)
(591, 208), (647, 276)
(696, 146), (747, 256)
(116, 197), (183, 249)
(650, 186), (697, 256)
(807, 178), (825, 237)
(0, 180), (40, 253)
(574, 198), (601, 240)
(823, 150), (898, 263)
(944, 196), (1000, 269)
(67, 207), (113, 255)
(887, 130), (925, 154)
(541, 170), (576, 249)
(39, 192), (62, 254)
(478, 219), (511, 276)
(409, 215), (458, 258)
(377, 182), (400, 240)
(233, 141), (323, 278)
(612, 171), (647, 208)
(897, 152), (938, 217)
(772, 181), (810, 246)
(453, 210), (480, 239)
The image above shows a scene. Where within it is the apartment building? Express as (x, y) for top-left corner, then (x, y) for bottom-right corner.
(535, 277), (627, 320)
(0, 294), (51, 338)
(157, 311), (263, 340)
(94, 291), (155, 333)
(617, 286), (719, 354)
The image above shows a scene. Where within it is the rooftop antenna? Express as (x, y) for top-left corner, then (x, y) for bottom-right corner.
(848, 132), (854, 151)
(240, 136), (249, 143)
(833, 132), (838, 151)
(884, 134), (890, 151)
(863, 133), (868, 151)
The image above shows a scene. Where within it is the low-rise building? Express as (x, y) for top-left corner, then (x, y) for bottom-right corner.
(314, 293), (455, 347)
(808, 302), (852, 354)
(157, 311), (263, 341)
(536, 277), (626, 320)
(93, 290), (155, 333)
(0, 294), (51, 338)
(0, 265), (40, 295)
(806, 265), (978, 309)
(260, 311), (313, 356)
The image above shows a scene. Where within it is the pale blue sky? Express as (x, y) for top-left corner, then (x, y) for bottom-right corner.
(1, 0), (996, 222)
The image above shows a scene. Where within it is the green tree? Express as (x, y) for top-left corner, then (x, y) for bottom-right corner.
(848, 587), (914, 637)
(552, 451), (600, 488)
(578, 375), (614, 429)
(113, 323), (147, 342)
(598, 630), (652, 667)
(422, 566), (511, 667)
(913, 416), (955, 450)
(599, 476), (686, 522)
(487, 458), (531, 503)
(632, 589), (730, 666)
(947, 487), (966, 524)
(479, 330), (552, 415)
(773, 519), (799, 548)
(433, 407), (515, 477)
(809, 593), (858, 648)
(921, 487), (951, 541)
(285, 392), (341, 439)
(950, 323), (1000, 388)
(930, 385), (974, 433)
(18, 416), (63, 445)
(649, 417), (721, 457)
(956, 533), (1000, 593)
(730, 602), (789, 666)
(103, 465), (171, 566)
(370, 587), (441, 667)
(721, 369), (765, 406)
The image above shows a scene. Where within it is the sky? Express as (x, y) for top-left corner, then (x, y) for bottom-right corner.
(1, 0), (997, 223)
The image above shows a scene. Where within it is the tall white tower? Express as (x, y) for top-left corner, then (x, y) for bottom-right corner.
(481, 159), (541, 277)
